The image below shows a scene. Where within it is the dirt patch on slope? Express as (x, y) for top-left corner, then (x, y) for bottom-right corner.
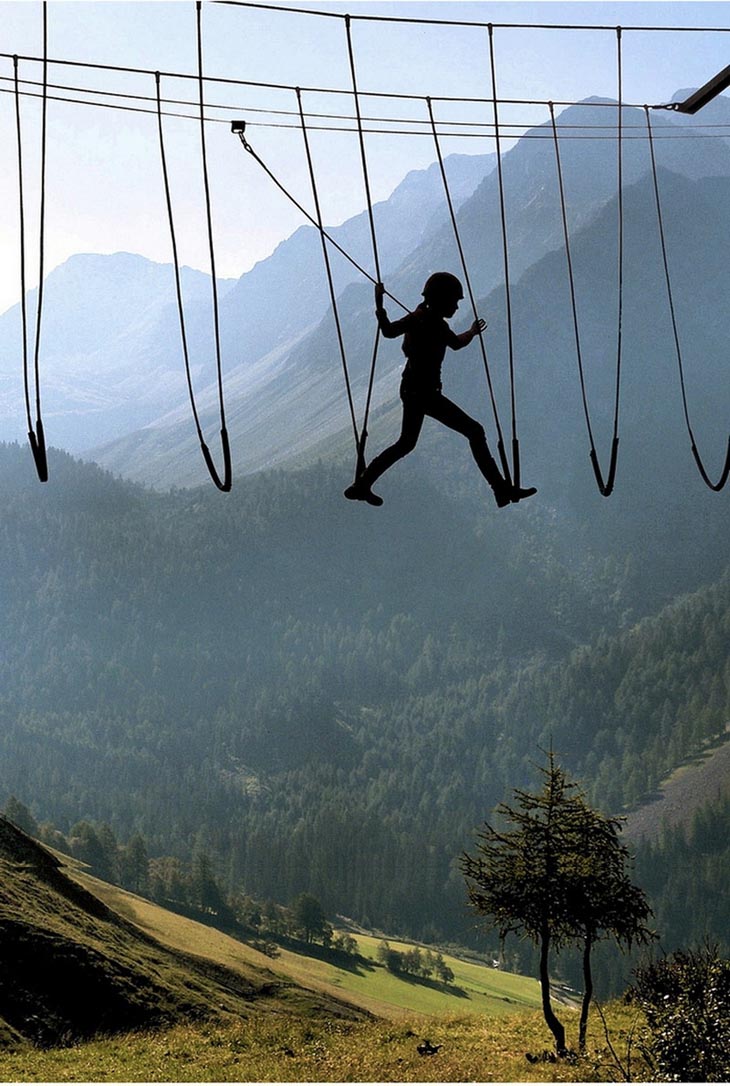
(623, 725), (730, 843)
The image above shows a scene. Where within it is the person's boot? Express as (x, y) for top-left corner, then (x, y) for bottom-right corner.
(344, 480), (384, 506)
(511, 485), (537, 503)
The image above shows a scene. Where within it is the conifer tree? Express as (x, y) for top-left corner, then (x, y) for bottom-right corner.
(461, 752), (653, 1053)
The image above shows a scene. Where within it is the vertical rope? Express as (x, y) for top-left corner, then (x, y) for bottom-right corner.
(487, 23), (518, 486)
(155, 72), (204, 444)
(426, 96), (509, 476)
(344, 14), (382, 473)
(196, 1), (227, 430)
(33, 1), (48, 428)
(13, 3), (49, 482)
(13, 55), (31, 435)
(644, 106), (730, 491)
(295, 87), (360, 446)
(344, 14), (380, 286)
(152, 4), (231, 493)
(549, 102), (596, 453)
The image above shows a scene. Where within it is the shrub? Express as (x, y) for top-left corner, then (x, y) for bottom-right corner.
(628, 945), (730, 1082)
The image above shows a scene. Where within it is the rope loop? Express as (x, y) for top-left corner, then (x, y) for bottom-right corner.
(14, 11), (49, 483)
(154, 20), (232, 493)
(644, 105), (730, 491)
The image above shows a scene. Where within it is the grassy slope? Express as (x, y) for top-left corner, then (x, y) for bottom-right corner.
(0, 820), (361, 1049)
(73, 869), (541, 1020)
(0, 1005), (649, 1082)
(0, 840), (651, 1082)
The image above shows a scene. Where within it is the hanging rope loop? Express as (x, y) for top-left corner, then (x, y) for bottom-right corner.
(155, 44), (231, 492)
(644, 105), (730, 491)
(14, 12), (50, 483)
(549, 98), (620, 498)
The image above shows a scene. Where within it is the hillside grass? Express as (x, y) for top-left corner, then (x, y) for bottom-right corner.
(0, 1003), (649, 1082)
(74, 869), (541, 1019)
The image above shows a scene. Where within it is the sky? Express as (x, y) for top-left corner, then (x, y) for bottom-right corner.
(1, 0), (730, 313)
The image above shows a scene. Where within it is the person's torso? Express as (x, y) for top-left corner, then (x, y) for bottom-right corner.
(401, 305), (451, 392)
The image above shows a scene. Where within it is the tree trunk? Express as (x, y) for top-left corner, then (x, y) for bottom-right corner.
(579, 935), (594, 1051)
(539, 929), (566, 1054)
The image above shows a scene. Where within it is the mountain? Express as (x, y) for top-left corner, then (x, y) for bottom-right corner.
(88, 94), (730, 488)
(0, 816), (357, 1049)
(0, 153), (492, 462)
(0, 253), (237, 453)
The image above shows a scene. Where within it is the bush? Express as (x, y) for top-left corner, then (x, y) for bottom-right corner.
(628, 945), (730, 1082)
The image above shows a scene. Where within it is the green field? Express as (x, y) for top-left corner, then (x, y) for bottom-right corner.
(75, 869), (542, 1020)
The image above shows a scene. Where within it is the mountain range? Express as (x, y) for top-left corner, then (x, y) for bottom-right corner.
(90, 92), (730, 489)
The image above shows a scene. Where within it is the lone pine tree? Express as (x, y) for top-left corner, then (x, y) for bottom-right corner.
(461, 751), (653, 1054)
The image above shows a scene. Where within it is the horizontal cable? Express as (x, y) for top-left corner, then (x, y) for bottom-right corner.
(215, 0), (730, 33)
(3, 83), (729, 141)
(0, 49), (717, 112)
(8, 73), (730, 133)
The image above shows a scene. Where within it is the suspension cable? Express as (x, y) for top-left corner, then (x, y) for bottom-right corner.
(296, 86), (360, 449)
(426, 96), (510, 484)
(644, 106), (730, 491)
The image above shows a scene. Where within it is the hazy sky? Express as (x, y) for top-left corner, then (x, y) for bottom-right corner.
(1, 0), (729, 313)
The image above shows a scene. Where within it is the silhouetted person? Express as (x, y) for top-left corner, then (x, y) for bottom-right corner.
(345, 272), (536, 508)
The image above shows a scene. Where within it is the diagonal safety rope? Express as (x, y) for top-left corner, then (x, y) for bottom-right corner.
(487, 23), (518, 486)
(425, 96), (511, 485)
(344, 14), (383, 479)
(644, 106), (730, 491)
(296, 87), (360, 449)
(232, 129), (408, 311)
(13, 5), (49, 483)
(548, 35), (623, 497)
(153, 5), (232, 493)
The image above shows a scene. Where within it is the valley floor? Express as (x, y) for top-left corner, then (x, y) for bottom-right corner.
(0, 1005), (648, 1083)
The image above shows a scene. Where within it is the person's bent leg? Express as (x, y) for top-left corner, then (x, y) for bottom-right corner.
(345, 399), (425, 505)
(425, 394), (512, 504)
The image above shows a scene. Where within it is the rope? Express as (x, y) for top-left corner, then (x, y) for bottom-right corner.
(153, 12), (231, 493)
(13, 8), (49, 482)
(2, 47), (726, 114)
(215, 1), (730, 34)
(344, 14), (384, 476)
(426, 96), (510, 484)
(295, 87), (360, 449)
(549, 86), (620, 497)
(487, 23), (518, 485)
(196, 0), (231, 493)
(233, 130), (408, 310)
(644, 106), (730, 491)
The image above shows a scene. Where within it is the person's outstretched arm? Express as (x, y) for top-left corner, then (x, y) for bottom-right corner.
(451, 317), (487, 349)
(375, 282), (412, 339)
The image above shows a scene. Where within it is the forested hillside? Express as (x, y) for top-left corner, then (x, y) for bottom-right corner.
(1, 441), (729, 993)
